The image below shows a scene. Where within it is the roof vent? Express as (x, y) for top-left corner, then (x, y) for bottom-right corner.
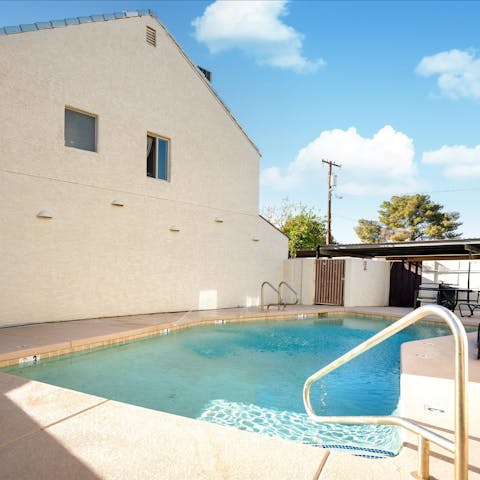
(198, 66), (212, 82)
(146, 26), (156, 47)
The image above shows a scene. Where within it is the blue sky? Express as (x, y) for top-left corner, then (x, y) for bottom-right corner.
(2, 1), (480, 243)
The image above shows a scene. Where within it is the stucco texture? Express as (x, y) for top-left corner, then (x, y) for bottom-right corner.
(0, 15), (287, 325)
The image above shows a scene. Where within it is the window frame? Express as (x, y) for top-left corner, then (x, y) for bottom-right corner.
(146, 133), (170, 182)
(64, 106), (98, 153)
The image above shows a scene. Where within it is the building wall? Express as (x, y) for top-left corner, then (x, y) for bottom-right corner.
(343, 258), (390, 307)
(0, 16), (287, 325)
(282, 258), (316, 305)
(283, 257), (390, 307)
(0, 15), (259, 213)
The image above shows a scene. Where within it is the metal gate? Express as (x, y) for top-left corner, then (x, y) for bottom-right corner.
(389, 261), (422, 307)
(314, 258), (345, 305)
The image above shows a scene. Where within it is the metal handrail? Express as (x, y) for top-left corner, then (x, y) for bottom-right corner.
(278, 281), (299, 306)
(303, 305), (469, 480)
(260, 281), (282, 311)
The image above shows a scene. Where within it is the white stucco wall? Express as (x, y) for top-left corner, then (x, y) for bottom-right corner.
(343, 258), (390, 307)
(282, 258), (316, 305)
(284, 257), (390, 307)
(0, 15), (287, 325)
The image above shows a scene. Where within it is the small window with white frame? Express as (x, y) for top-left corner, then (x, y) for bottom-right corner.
(65, 107), (96, 152)
(147, 134), (169, 181)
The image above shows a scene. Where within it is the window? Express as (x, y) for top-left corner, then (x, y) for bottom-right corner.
(65, 108), (96, 152)
(147, 135), (169, 181)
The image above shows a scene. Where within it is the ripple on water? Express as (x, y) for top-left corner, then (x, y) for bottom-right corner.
(198, 399), (402, 457)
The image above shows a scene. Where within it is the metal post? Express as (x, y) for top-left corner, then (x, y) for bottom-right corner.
(322, 159), (341, 245)
(415, 435), (430, 480)
(454, 319), (469, 480)
(327, 161), (332, 245)
(467, 256), (471, 303)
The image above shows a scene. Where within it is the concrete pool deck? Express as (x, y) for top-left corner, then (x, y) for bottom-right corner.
(2, 304), (478, 369)
(0, 372), (329, 479)
(0, 305), (415, 368)
(1, 304), (479, 479)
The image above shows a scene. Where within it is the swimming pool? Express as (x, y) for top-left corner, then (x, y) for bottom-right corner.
(1, 315), (456, 456)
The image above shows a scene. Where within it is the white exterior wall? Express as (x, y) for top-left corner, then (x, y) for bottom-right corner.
(282, 258), (316, 305)
(0, 16), (287, 325)
(343, 258), (390, 307)
(284, 257), (390, 307)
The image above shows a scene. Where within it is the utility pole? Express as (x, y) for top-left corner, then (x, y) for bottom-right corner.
(322, 159), (342, 245)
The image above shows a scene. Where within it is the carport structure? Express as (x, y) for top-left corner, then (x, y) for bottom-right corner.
(297, 238), (480, 308)
(316, 238), (480, 261)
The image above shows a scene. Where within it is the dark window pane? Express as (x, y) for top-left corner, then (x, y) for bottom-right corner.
(65, 109), (96, 152)
(157, 138), (168, 180)
(146, 135), (156, 177)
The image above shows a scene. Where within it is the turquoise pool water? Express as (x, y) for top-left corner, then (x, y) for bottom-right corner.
(1, 315), (456, 456)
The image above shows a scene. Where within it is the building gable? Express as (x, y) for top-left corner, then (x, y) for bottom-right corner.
(0, 9), (260, 156)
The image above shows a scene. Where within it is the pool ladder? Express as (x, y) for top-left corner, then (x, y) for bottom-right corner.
(303, 304), (469, 480)
(260, 281), (299, 311)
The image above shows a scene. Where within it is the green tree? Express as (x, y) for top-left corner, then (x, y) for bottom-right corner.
(355, 219), (385, 244)
(355, 194), (462, 243)
(262, 199), (327, 257)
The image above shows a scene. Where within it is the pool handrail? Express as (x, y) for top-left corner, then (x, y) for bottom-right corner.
(260, 281), (282, 311)
(278, 281), (299, 307)
(303, 304), (469, 480)
(261, 281), (299, 311)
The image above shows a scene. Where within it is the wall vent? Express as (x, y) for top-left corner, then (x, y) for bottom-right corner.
(146, 26), (156, 46)
(198, 66), (212, 82)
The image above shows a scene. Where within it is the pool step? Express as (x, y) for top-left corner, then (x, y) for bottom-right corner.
(198, 399), (400, 458)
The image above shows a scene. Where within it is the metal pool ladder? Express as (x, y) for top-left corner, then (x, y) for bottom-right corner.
(303, 305), (469, 480)
(260, 281), (299, 311)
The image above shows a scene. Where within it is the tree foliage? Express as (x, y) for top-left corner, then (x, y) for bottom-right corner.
(355, 219), (384, 244)
(262, 199), (327, 257)
(355, 194), (462, 243)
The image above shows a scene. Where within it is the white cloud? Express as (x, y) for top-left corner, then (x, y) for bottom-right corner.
(192, 0), (324, 73)
(422, 144), (480, 179)
(416, 49), (480, 100)
(260, 126), (421, 195)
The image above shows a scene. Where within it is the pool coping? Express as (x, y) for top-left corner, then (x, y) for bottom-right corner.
(1, 305), (478, 368)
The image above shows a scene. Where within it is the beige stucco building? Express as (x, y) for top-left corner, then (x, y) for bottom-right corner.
(0, 11), (288, 326)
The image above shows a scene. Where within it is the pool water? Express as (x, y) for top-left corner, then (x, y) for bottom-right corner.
(1, 315), (456, 456)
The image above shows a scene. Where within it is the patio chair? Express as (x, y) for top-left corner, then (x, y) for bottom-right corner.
(458, 290), (480, 318)
(436, 283), (457, 311)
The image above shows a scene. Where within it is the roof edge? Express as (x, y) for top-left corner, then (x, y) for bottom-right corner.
(258, 214), (289, 238)
(0, 9), (261, 156)
(0, 9), (152, 35)
(149, 13), (261, 156)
